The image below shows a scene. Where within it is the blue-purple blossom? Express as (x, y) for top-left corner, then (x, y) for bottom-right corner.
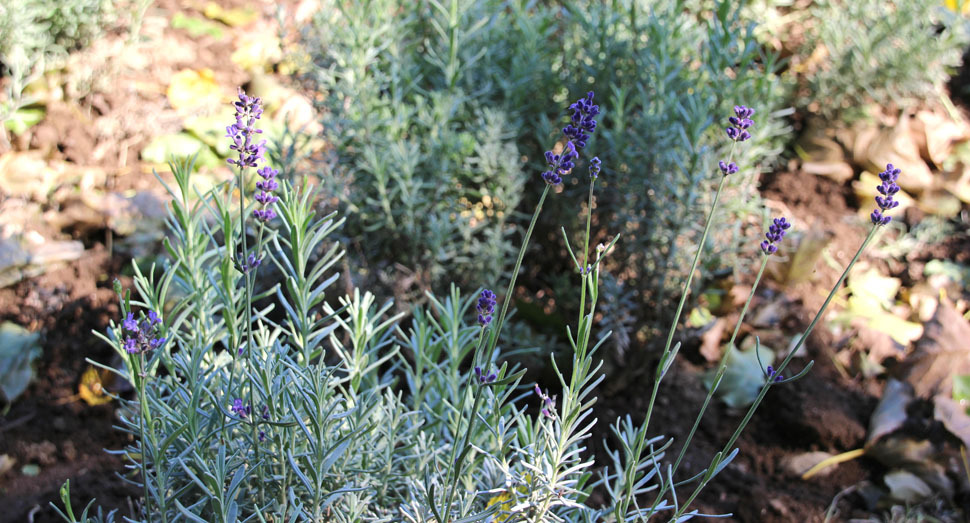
(563, 92), (599, 149)
(725, 105), (755, 142)
(534, 385), (556, 418)
(718, 160), (738, 176)
(474, 366), (497, 384)
(766, 365), (783, 382)
(760, 217), (791, 255)
(226, 89), (266, 169)
(121, 309), (165, 354)
(477, 289), (497, 327)
(541, 92), (600, 186)
(589, 156), (602, 180)
(230, 398), (250, 418)
(253, 166), (279, 223)
(871, 163), (901, 226)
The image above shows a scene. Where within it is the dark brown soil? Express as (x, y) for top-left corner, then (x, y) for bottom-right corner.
(0, 247), (138, 523)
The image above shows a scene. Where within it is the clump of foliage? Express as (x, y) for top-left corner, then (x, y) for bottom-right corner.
(53, 75), (906, 520)
(301, 0), (791, 326)
(795, 0), (969, 120)
(0, 0), (112, 132)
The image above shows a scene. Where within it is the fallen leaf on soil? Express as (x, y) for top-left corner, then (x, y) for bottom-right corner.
(883, 470), (933, 503)
(203, 2), (258, 27)
(703, 343), (774, 409)
(78, 366), (113, 406)
(170, 12), (224, 39)
(0, 322), (42, 403)
(864, 115), (934, 193)
(141, 132), (221, 168)
(0, 234), (84, 288)
(782, 451), (836, 477)
(699, 318), (727, 362)
(166, 68), (223, 113)
(913, 109), (969, 168)
(0, 455), (14, 476)
(867, 379), (913, 445)
(933, 394), (970, 449)
(901, 299), (970, 398)
(231, 32), (282, 71)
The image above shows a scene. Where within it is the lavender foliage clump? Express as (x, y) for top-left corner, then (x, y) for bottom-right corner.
(725, 105), (755, 142)
(121, 310), (165, 354)
(760, 217), (791, 255)
(542, 92), (600, 186)
(477, 289), (497, 326)
(870, 163), (901, 226)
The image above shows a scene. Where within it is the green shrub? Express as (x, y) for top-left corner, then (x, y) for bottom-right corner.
(301, 0), (790, 341)
(796, 0), (969, 120)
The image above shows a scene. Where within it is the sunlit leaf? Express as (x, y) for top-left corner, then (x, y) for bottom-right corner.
(166, 68), (223, 113)
(78, 366), (113, 406)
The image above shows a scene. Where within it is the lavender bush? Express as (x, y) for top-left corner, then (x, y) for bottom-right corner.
(54, 82), (903, 521)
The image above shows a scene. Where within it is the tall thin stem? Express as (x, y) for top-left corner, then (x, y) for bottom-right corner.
(673, 226), (879, 519)
(650, 255), (768, 511)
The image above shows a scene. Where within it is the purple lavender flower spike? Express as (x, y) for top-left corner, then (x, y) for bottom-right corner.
(477, 289), (497, 327)
(534, 385), (556, 418)
(871, 163), (901, 226)
(760, 216), (791, 256)
(121, 309), (165, 354)
(589, 156), (602, 180)
(726, 105), (755, 142)
(542, 92), (601, 185)
(226, 89), (265, 168)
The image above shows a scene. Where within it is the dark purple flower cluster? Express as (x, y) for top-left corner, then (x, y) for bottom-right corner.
(533, 385), (556, 419)
(253, 166), (279, 223)
(541, 91), (600, 186)
(226, 89), (266, 168)
(718, 160), (739, 176)
(563, 91), (599, 149)
(122, 310), (165, 354)
(871, 163), (901, 226)
(588, 156), (602, 180)
(760, 217), (791, 255)
(238, 252), (261, 274)
(725, 105), (755, 142)
(477, 289), (497, 327)
(765, 365), (783, 383)
(474, 366), (497, 384)
(230, 398), (251, 418)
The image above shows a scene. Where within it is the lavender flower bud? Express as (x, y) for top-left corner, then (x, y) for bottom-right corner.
(718, 161), (738, 176)
(477, 289), (497, 327)
(760, 217), (791, 256)
(589, 156), (601, 180)
(542, 92), (601, 185)
(871, 163), (901, 226)
(230, 398), (250, 418)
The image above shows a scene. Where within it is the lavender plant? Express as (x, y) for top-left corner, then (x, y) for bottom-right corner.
(58, 80), (900, 521)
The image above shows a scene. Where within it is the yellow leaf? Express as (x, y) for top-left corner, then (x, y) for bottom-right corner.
(203, 2), (259, 27)
(166, 68), (223, 113)
(78, 366), (113, 406)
